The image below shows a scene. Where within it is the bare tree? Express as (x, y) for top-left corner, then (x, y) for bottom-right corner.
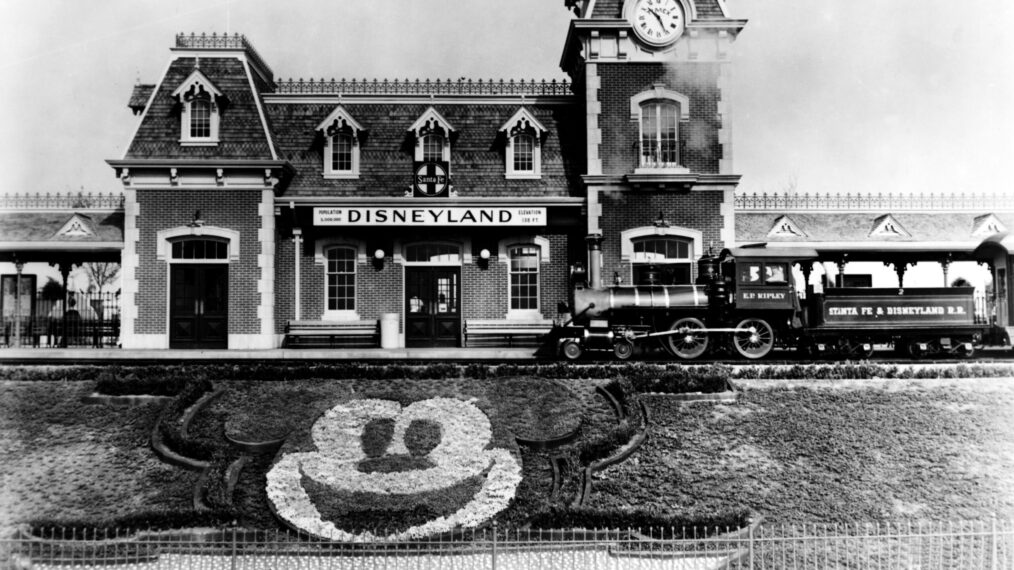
(78, 262), (120, 292)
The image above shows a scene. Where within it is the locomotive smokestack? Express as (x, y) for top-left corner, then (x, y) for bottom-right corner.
(585, 232), (604, 289)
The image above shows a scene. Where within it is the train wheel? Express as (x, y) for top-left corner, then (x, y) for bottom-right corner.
(561, 340), (583, 361)
(666, 317), (709, 360)
(733, 318), (774, 359)
(613, 340), (634, 360)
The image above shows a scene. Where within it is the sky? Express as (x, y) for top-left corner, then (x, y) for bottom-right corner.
(0, 0), (1011, 198)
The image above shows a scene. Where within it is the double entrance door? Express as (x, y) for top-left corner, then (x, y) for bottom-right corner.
(170, 264), (228, 349)
(405, 267), (460, 347)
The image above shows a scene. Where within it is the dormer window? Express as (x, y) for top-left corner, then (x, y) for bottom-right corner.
(409, 107), (454, 163)
(500, 107), (546, 179)
(315, 106), (365, 179)
(172, 69), (224, 146)
(630, 85), (690, 173)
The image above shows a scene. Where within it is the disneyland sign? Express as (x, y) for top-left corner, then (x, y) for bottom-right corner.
(313, 207), (547, 227)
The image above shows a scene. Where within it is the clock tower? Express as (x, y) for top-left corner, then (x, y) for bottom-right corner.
(561, 0), (746, 288)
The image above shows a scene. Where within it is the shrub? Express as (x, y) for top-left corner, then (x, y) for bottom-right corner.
(527, 506), (751, 536)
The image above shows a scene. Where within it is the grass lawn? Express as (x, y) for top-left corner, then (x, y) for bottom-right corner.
(590, 378), (1014, 524)
(0, 381), (199, 534)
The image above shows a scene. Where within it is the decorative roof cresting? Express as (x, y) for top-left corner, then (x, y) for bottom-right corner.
(275, 77), (572, 97)
(735, 192), (1014, 212)
(0, 192), (124, 211)
(175, 33), (274, 84)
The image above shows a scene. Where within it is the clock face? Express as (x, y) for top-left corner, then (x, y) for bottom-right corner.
(630, 0), (685, 47)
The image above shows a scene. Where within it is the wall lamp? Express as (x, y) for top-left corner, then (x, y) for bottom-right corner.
(373, 248), (386, 270)
(478, 248), (491, 269)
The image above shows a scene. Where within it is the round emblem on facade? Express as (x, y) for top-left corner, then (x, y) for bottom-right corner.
(629, 0), (686, 48)
(265, 398), (522, 541)
(413, 161), (449, 197)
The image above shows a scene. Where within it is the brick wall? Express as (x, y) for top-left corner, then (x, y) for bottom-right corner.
(277, 231), (575, 339)
(598, 62), (722, 175)
(134, 189), (263, 335)
(599, 190), (725, 281)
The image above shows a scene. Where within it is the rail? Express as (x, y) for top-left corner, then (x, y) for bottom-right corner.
(274, 77), (573, 96)
(2, 519), (1011, 569)
(735, 192), (1014, 212)
(0, 192), (123, 211)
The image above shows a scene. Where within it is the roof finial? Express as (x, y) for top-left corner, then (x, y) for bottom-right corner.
(195, 56), (200, 69)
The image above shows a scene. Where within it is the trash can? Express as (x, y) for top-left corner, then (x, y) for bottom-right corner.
(380, 313), (400, 349)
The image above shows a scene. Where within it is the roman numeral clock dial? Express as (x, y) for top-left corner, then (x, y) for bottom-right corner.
(630, 0), (685, 48)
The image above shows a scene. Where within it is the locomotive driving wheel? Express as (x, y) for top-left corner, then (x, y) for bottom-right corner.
(561, 340), (583, 360)
(732, 318), (774, 359)
(665, 317), (709, 360)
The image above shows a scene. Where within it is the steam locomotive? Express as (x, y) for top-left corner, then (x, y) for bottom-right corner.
(554, 246), (1002, 360)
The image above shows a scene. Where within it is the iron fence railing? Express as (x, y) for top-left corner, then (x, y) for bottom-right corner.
(1, 292), (120, 348)
(2, 519), (1011, 569)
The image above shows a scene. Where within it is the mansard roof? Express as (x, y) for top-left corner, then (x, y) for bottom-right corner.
(264, 100), (584, 198)
(125, 56), (275, 160)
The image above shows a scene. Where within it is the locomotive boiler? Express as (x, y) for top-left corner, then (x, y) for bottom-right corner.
(554, 245), (996, 360)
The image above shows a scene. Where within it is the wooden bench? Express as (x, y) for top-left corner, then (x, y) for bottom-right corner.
(464, 318), (554, 348)
(284, 319), (379, 348)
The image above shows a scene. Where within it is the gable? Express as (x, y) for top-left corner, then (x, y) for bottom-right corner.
(869, 215), (911, 239)
(767, 215), (806, 238)
(54, 214), (95, 239)
(972, 213), (1006, 237)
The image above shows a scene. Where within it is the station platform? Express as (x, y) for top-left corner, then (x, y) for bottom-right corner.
(0, 347), (546, 364)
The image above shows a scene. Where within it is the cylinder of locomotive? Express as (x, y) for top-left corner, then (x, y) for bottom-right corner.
(573, 285), (707, 319)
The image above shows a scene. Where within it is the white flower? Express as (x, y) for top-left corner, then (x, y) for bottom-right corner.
(266, 397), (522, 541)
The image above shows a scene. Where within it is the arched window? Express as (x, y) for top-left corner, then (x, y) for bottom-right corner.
(509, 245), (540, 311)
(422, 134), (444, 162)
(512, 133), (535, 173)
(325, 247), (356, 312)
(170, 238), (229, 261)
(331, 132), (354, 172)
(189, 96), (212, 139)
(405, 243), (461, 264)
(640, 101), (680, 168)
(631, 236), (693, 285)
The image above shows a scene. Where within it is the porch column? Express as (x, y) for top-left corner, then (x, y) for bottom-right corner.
(941, 254), (952, 287)
(585, 233), (604, 290)
(13, 257), (24, 347)
(886, 261), (913, 288)
(292, 228), (302, 321)
(799, 262), (813, 297)
(57, 262), (72, 348)
(835, 256), (847, 288)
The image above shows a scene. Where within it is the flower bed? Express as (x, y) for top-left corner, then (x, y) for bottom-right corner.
(266, 398), (523, 541)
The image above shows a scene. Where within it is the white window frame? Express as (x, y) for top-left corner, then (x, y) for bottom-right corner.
(630, 85), (690, 174)
(324, 245), (358, 320)
(314, 238), (366, 321)
(620, 226), (702, 285)
(172, 70), (223, 146)
(316, 106), (365, 179)
(507, 244), (541, 316)
(500, 107), (546, 180)
(498, 235), (550, 319)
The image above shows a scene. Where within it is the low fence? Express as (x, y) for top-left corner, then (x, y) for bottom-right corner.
(1, 292), (120, 348)
(3, 519), (1012, 569)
